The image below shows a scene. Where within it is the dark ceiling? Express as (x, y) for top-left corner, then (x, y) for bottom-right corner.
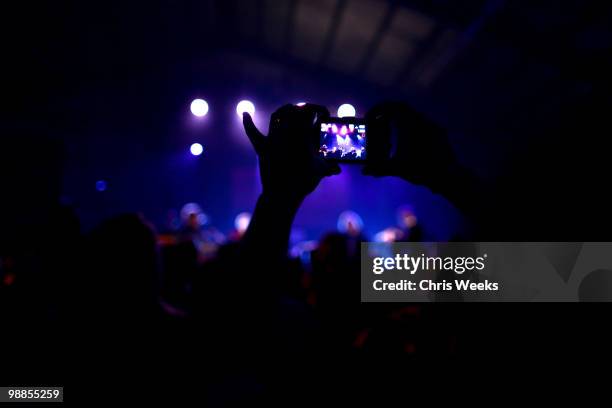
(2, 0), (612, 236)
(4, 0), (612, 178)
(9, 1), (611, 95)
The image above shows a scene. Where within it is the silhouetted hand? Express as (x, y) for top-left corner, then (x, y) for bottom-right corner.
(364, 101), (486, 230)
(363, 101), (456, 193)
(243, 104), (341, 203)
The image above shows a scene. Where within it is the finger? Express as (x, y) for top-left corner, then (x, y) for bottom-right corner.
(365, 101), (411, 121)
(273, 104), (296, 117)
(271, 103), (328, 130)
(299, 104), (330, 152)
(288, 103), (329, 132)
(365, 115), (392, 161)
(271, 104), (296, 126)
(269, 104), (297, 137)
(301, 103), (330, 124)
(243, 112), (266, 155)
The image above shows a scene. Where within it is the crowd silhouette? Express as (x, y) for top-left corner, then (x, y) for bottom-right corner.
(2, 97), (612, 403)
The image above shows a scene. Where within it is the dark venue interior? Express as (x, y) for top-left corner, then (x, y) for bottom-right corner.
(2, 0), (612, 403)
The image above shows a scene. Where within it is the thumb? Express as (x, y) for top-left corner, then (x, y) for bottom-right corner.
(243, 112), (266, 155)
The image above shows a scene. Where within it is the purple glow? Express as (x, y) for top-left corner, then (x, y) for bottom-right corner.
(331, 124), (338, 133)
(190, 99), (209, 117)
(236, 100), (255, 117)
(340, 125), (347, 135)
(95, 180), (107, 192)
(190, 143), (204, 156)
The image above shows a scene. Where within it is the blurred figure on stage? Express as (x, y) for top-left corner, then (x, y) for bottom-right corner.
(178, 202), (225, 262)
(396, 205), (424, 242)
(337, 210), (364, 239)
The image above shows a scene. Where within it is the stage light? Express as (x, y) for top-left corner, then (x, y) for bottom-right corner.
(236, 100), (255, 117)
(296, 102), (306, 107)
(234, 212), (252, 234)
(374, 227), (402, 243)
(337, 103), (356, 118)
(95, 180), (107, 192)
(190, 99), (209, 117)
(190, 143), (204, 156)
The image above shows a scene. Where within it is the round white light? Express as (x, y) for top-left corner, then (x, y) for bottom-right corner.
(190, 143), (204, 156)
(296, 102), (306, 107)
(337, 103), (356, 118)
(236, 100), (255, 117)
(190, 99), (209, 117)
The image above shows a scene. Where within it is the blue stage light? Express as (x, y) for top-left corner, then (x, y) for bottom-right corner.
(95, 180), (107, 192)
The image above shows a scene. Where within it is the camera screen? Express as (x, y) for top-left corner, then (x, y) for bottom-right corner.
(319, 121), (367, 161)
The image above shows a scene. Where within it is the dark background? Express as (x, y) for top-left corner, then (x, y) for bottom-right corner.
(4, 0), (611, 240)
(2, 0), (612, 389)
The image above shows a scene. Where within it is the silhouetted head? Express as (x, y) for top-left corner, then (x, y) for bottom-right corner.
(85, 213), (161, 321)
(311, 232), (361, 308)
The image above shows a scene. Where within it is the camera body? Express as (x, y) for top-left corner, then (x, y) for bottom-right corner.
(318, 117), (367, 163)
